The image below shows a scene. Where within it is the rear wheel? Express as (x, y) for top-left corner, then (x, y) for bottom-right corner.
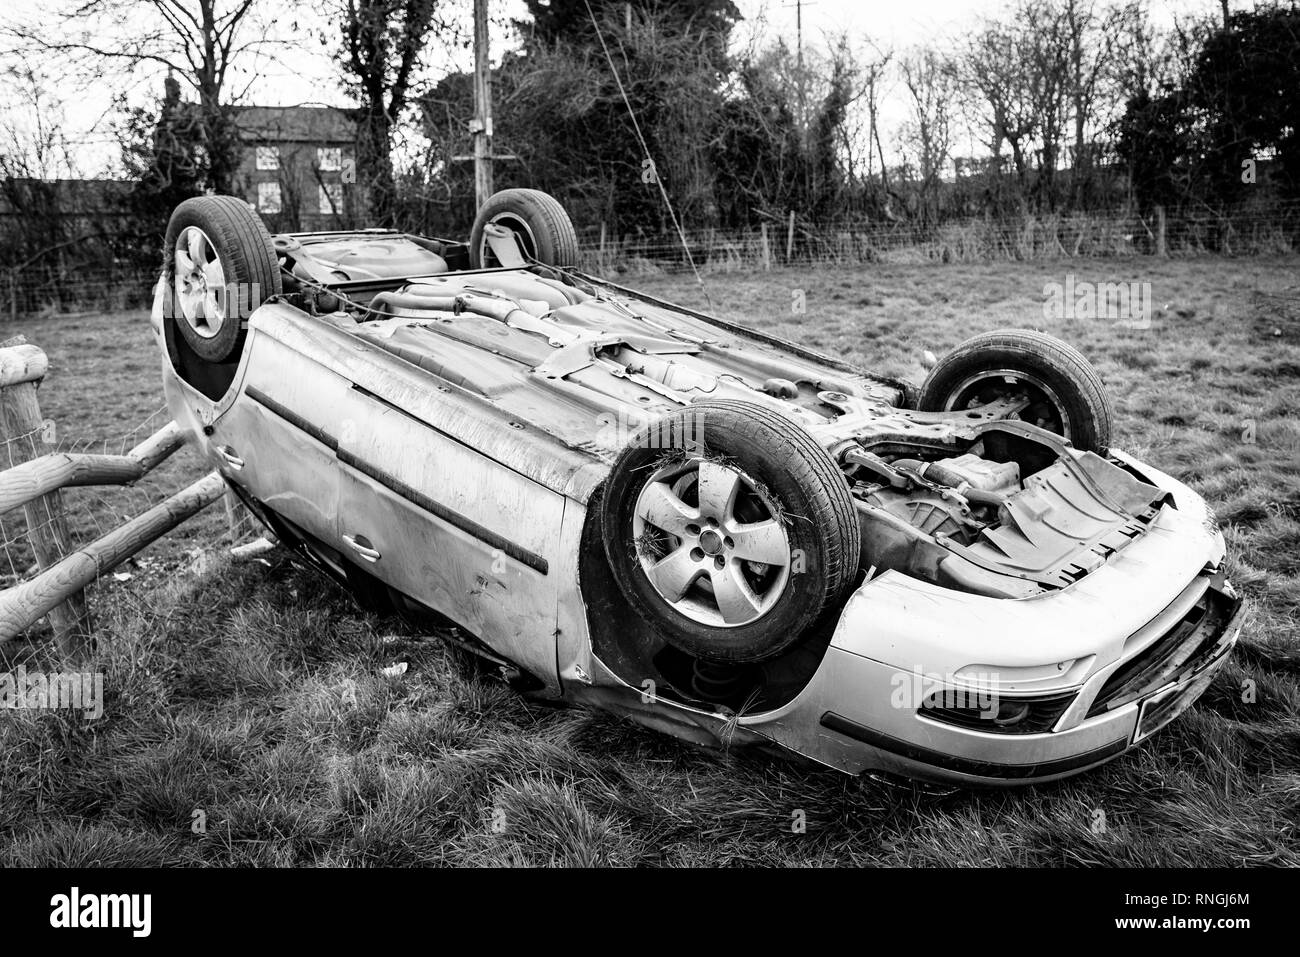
(164, 195), (281, 363)
(469, 188), (579, 269)
(917, 329), (1113, 453)
(600, 400), (861, 663)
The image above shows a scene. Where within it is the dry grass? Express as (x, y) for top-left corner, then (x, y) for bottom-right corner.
(1, 255), (1298, 867)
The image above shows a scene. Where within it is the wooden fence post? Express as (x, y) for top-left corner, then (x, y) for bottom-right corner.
(0, 340), (91, 653)
(1155, 205), (1168, 257)
(786, 210), (796, 261)
(760, 223), (771, 271)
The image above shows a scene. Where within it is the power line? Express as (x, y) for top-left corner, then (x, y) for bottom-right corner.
(582, 0), (711, 310)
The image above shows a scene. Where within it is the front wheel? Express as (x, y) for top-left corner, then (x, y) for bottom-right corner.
(917, 329), (1114, 453)
(600, 400), (861, 663)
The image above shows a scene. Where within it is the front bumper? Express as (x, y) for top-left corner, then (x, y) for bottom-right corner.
(733, 453), (1245, 785)
(817, 582), (1241, 784)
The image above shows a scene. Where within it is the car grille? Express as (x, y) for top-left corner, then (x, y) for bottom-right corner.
(1087, 583), (1237, 717)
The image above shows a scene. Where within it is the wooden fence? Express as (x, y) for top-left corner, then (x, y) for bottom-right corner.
(0, 340), (226, 653)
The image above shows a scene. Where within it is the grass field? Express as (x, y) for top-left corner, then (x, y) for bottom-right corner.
(1, 255), (1298, 867)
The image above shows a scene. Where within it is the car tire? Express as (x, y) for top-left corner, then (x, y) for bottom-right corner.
(917, 328), (1113, 453)
(469, 188), (579, 270)
(164, 195), (282, 363)
(600, 399), (861, 663)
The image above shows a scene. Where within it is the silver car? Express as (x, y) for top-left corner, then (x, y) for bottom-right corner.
(151, 189), (1244, 786)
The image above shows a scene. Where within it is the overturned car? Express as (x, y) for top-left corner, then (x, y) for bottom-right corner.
(151, 189), (1244, 785)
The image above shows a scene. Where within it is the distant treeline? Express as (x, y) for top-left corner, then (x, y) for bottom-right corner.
(1, 0), (1298, 308)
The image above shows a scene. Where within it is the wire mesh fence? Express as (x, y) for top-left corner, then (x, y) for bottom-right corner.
(571, 202), (1300, 274)
(3, 203), (1297, 321)
(0, 265), (159, 322)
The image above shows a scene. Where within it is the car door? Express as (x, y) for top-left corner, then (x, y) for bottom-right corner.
(215, 325), (352, 570)
(332, 378), (568, 693)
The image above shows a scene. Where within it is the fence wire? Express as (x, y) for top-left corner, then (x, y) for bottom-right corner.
(570, 203), (1300, 273)
(5, 207), (1298, 320)
(1, 266), (157, 321)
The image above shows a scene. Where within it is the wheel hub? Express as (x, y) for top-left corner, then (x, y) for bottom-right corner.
(631, 457), (792, 628)
(698, 528), (724, 555)
(173, 225), (227, 339)
(944, 368), (1072, 439)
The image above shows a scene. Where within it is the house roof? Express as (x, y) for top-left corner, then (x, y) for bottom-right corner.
(231, 106), (355, 144)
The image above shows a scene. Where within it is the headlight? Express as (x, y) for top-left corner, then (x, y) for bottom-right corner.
(954, 656), (1094, 690)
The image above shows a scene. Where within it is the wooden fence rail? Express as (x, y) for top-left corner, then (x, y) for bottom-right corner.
(0, 472), (225, 645)
(0, 422), (187, 515)
(0, 340), (225, 652)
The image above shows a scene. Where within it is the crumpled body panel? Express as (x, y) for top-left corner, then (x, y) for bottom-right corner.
(959, 450), (1169, 585)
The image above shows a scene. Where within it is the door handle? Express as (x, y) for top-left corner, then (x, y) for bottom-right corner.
(342, 533), (381, 563)
(217, 445), (244, 470)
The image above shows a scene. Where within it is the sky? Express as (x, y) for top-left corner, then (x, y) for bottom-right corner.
(0, 0), (1230, 177)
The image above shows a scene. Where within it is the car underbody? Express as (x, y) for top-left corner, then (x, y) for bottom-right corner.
(152, 193), (1244, 785)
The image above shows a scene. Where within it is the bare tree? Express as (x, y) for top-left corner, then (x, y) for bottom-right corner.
(1062, 0), (1139, 205)
(1112, 0), (1164, 102)
(861, 46), (894, 197)
(1, 1), (279, 193)
(959, 22), (1039, 202)
(0, 57), (91, 297)
(0, 58), (78, 181)
(956, 0), (1147, 212)
(817, 33), (892, 203)
(899, 47), (956, 223)
(956, 0), (1074, 211)
(331, 0), (446, 226)
(1019, 0), (1072, 209)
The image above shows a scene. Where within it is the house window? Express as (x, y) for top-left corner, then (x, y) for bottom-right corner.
(319, 183), (344, 215)
(257, 182), (282, 214)
(255, 146), (280, 170)
(317, 147), (342, 172)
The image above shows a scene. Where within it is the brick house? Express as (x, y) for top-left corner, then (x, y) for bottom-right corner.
(230, 105), (357, 232)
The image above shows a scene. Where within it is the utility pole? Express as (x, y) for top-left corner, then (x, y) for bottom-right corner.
(453, 0), (516, 203)
(472, 0), (493, 209)
(783, 0), (813, 135)
(795, 0), (804, 134)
